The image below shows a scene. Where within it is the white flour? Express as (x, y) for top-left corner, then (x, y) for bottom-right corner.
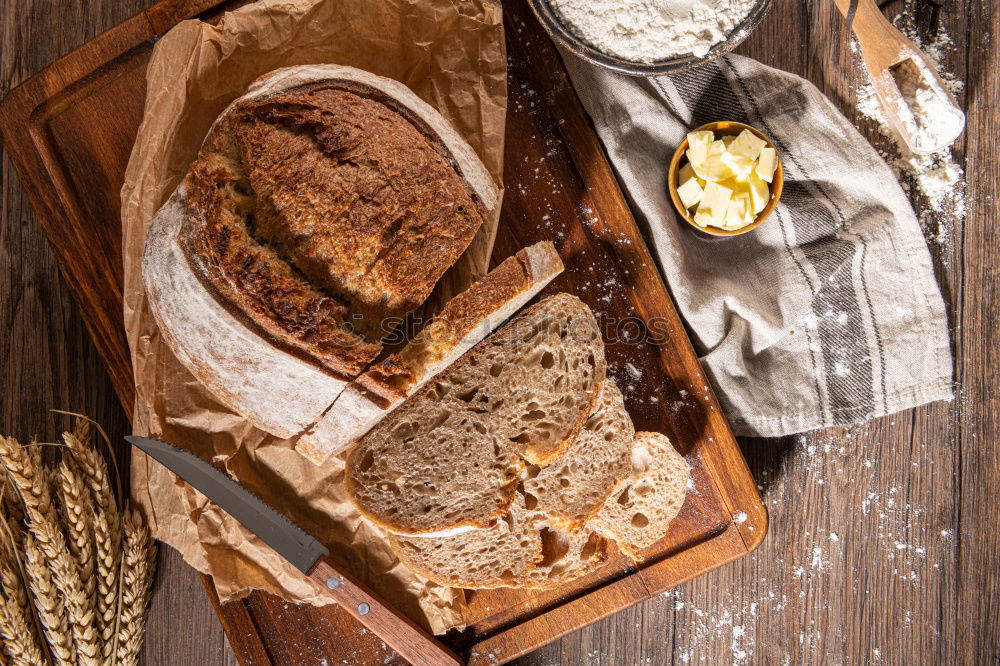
(890, 57), (964, 155)
(548, 0), (756, 62)
(852, 26), (967, 241)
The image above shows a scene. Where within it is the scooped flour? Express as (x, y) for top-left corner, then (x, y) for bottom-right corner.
(548, 0), (756, 62)
(890, 58), (965, 155)
(852, 26), (967, 237)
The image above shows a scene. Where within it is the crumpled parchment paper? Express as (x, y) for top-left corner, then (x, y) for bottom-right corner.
(120, 0), (506, 634)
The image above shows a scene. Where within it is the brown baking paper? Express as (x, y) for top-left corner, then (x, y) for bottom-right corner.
(120, 0), (506, 634)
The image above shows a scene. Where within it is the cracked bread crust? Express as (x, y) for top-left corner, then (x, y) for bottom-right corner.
(295, 241), (564, 464)
(182, 77), (489, 377)
(142, 65), (499, 439)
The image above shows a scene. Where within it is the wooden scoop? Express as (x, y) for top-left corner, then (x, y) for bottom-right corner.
(834, 0), (965, 155)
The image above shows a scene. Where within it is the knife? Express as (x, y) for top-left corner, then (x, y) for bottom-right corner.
(126, 435), (462, 666)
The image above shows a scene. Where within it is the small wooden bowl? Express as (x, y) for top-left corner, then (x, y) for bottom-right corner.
(668, 121), (784, 238)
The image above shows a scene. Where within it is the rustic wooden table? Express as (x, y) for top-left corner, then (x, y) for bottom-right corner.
(1, 0), (996, 664)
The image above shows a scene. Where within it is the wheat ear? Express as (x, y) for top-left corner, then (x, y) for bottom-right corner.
(0, 437), (57, 527)
(70, 419), (91, 453)
(30, 519), (100, 665)
(93, 505), (120, 661)
(0, 579), (47, 666)
(0, 542), (46, 666)
(60, 428), (121, 660)
(23, 533), (75, 666)
(55, 460), (96, 610)
(62, 432), (118, 529)
(26, 441), (45, 487)
(1, 482), (24, 554)
(112, 510), (156, 666)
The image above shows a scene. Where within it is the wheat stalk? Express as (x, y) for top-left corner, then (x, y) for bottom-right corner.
(30, 519), (100, 665)
(26, 442), (45, 487)
(1, 421), (156, 665)
(0, 542), (46, 666)
(23, 533), (75, 666)
(0, 437), (57, 528)
(1, 483), (24, 554)
(53, 413), (119, 484)
(62, 426), (123, 661)
(93, 505), (120, 661)
(111, 510), (157, 666)
(61, 431), (118, 530)
(0, 580), (46, 666)
(70, 419), (91, 453)
(55, 460), (96, 610)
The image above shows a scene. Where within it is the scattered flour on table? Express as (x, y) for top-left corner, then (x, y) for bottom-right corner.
(548, 0), (756, 62)
(852, 19), (967, 246)
(655, 423), (959, 664)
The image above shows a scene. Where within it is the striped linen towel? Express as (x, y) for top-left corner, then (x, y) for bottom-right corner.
(564, 54), (952, 437)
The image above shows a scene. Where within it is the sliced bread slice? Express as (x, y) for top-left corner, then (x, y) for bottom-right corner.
(589, 432), (690, 559)
(296, 241), (564, 463)
(389, 497), (613, 590)
(523, 381), (634, 530)
(344, 293), (606, 536)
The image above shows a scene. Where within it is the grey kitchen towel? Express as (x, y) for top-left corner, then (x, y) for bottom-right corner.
(564, 54), (953, 437)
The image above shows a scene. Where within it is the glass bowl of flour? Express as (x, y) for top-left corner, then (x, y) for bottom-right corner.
(529, 0), (771, 75)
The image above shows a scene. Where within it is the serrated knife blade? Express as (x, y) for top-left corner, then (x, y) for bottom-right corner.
(125, 435), (328, 573)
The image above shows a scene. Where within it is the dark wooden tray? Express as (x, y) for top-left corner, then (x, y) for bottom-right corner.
(0, 0), (767, 662)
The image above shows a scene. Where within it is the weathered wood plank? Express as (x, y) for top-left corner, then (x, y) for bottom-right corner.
(515, 0), (997, 664)
(1, 0), (766, 662)
(0, 1), (236, 664)
(2, 0), (997, 664)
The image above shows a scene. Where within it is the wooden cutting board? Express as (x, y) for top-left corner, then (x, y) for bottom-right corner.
(0, 0), (766, 662)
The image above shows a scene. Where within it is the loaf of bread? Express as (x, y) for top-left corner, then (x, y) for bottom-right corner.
(590, 432), (690, 559)
(523, 381), (633, 530)
(386, 387), (691, 588)
(297, 241), (564, 463)
(389, 496), (613, 590)
(142, 65), (498, 439)
(344, 293), (606, 536)
(387, 382), (627, 589)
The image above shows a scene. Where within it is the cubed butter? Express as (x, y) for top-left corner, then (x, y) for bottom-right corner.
(677, 177), (704, 209)
(729, 129), (767, 161)
(756, 146), (778, 182)
(686, 131), (714, 165)
(692, 154), (734, 182)
(708, 139), (727, 156)
(679, 162), (707, 197)
(747, 172), (770, 214)
(726, 193), (754, 229)
(697, 181), (733, 226)
(692, 209), (714, 228)
(676, 127), (775, 231)
(721, 151), (755, 179)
